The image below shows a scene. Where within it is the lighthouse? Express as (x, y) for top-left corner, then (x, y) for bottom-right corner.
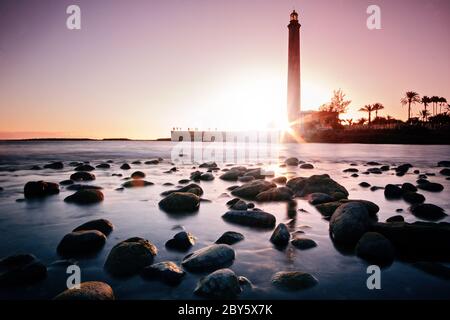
(287, 10), (301, 132)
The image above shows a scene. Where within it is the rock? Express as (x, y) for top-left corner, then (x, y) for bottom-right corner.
(285, 157), (299, 166)
(380, 165), (390, 171)
(226, 198), (240, 207)
(231, 200), (248, 211)
(329, 202), (371, 245)
(0, 187), (3, 192)
(256, 187), (293, 202)
(367, 161), (381, 166)
(272, 176), (287, 184)
(367, 167), (382, 174)
(437, 161), (450, 167)
(178, 179), (190, 184)
(59, 179), (74, 186)
(70, 171), (96, 181)
(359, 182), (371, 188)
(141, 261), (185, 285)
(67, 184), (103, 191)
(356, 232), (395, 265)
(145, 159), (159, 165)
(165, 231), (195, 251)
(57, 230), (106, 257)
(0, 254), (47, 287)
(104, 237), (157, 276)
(194, 269), (241, 299)
(161, 183), (204, 196)
(231, 180), (276, 200)
(370, 221), (450, 260)
(54, 281), (114, 300)
(291, 238), (317, 250)
(238, 175), (254, 183)
(220, 170), (241, 181)
(131, 171), (146, 179)
(181, 244), (235, 272)
(238, 276), (252, 288)
(402, 183), (417, 192)
(395, 163), (412, 174)
(370, 186), (384, 191)
(200, 172), (215, 181)
(222, 210), (276, 228)
(343, 168), (359, 173)
(199, 161), (217, 169)
(287, 174), (348, 197)
(43, 162), (63, 170)
(307, 192), (334, 205)
(122, 180), (154, 188)
(243, 168), (265, 179)
(30, 165), (42, 170)
(96, 163), (110, 169)
(215, 231), (244, 245)
(24, 181), (60, 198)
(410, 203), (447, 221)
(416, 178), (428, 184)
(120, 163), (131, 170)
(384, 184), (403, 199)
(299, 163), (314, 169)
(386, 215), (404, 223)
(315, 199), (379, 218)
(73, 219), (114, 235)
(64, 190), (104, 205)
(227, 185), (239, 191)
(158, 192), (200, 213)
(270, 223), (290, 246)
(75, 164), (95, 172)
(440, 168), (450, 176)
(271, 271), (318, 291)
(69, 161), (82, 167)
(417, 182), (444, 192)
(351, 174), (359, 178)
(402, 191), (425, 204)
(131, 160), (141, 165)
(247, 202), (255, 209)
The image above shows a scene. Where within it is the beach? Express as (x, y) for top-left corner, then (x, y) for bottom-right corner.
(0, 140), (449, 300)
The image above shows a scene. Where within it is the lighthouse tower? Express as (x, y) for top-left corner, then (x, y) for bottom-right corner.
(287, 10), (301, 132)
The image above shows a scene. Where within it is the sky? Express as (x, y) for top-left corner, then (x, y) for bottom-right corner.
(0, 0), (449, 139)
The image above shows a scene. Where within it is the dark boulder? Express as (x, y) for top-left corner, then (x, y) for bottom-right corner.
(73, 219), (114, 235)
(54, 281), (114, 300)
(181, 244), (235, 272)
(57, 230), (106, 257)
(141, 261), (185, 286)
(222, 210), (276, 228)
(285, 157), (299, 166)
(215, 231), (244, 245)
(329, 202), (371, 245)
(271, 271), (318, 291)
(165, 231), (196, 251)
(120, 163), (131, 170)
(255, 187), (293, 202)
(359, 182), (371, 188)
(96, 163), (110, 169)
(0, 254), (47, 287)
(74, 164), (95, 172)
(299, 163), (314, 169)
(44, 162), (63, 170)
(417, 182), (444, 192)
(370, 221), (450, 261)
(307, 192), (334, 205)
(270, 223), (290, 247)
(272, 176), (287, 184)
(355, 232), (395, 265)
(131, 171), (146, 179)
(122, 180), (154, 188)
(161, 183), (204, 196)
(158, 192), (200, 213)
(104, 237), (158, 276)
(384, 184), (402, 199)
(70, 171), (95, 181)
(194, 268), (241, 299)
(402, 191), (425, 204)
(386, 215), (404, 223)
(440, 168), (450, 176)
(287, 174), (348, 197)
(24, 181), (60, 198)
(410, 203), (447, 221)
(64, 190), (104, 205)
(231, 180), (276, 200)
(402, 183), (417, 192)
(59, 179), (74, 186)
(291, 238), (317, 250)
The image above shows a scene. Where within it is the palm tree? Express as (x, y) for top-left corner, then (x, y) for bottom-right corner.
(401, 91), (421, 122)
(438, 97), (447, 114)
(359, 104), (375, 124)
(421, 96), (431, 121)
(419, 110), (430, 122)
(372, 103), (384, 118)
(430, 96), (440, 116)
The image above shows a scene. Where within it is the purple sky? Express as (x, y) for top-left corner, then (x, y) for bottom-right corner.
(0, 0), (449, 139)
